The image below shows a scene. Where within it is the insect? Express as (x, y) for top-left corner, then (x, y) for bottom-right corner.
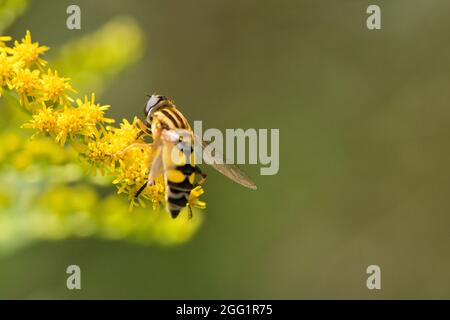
(128, 94), (257, 219)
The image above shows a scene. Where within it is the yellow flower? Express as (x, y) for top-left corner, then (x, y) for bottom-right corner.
(22, 105), (57, 136)
(40, 69), (75, 105)
(189, 186), (206, 209)
(23, 95), (114, 145)
(110, 118), (143, 149)
(84, 130), (116, 170)
(84, 118), (142, 172)
(143, 177), (166, 208)
(0, 51), (15, 96)
(0, 36), (12, 48)
(54, 106), (86, 145)
(76, 93), (114, 125)
(9, 67), (41, 106)
(10, 30), (48, 69)
(0, 30), (206, 217)
(113, 144), (152, 190)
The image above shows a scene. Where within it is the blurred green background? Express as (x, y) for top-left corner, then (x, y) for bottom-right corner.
(1, 0), (450, 299)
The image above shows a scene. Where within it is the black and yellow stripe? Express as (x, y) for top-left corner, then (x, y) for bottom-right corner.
(162, 142), (196, 218)
(156, 103), (195, 218)
(154, 106), (190, 130)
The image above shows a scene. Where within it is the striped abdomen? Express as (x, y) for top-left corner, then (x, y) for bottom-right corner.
(162, 142), (196, 218)
(155, 106), (195, 218)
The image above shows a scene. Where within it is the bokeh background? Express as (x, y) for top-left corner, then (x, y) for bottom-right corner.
(1, 0), (450, 299)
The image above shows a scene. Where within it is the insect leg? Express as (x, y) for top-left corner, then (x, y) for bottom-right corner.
(134, 150), (163, 198)
(135, 117), (152, 138)
(135, 130), (145, 140)
(194, 166), (207, 186)
(188, 205), (193, 220)
(135, 182), (148, 198)
(117, 143), (150, 156)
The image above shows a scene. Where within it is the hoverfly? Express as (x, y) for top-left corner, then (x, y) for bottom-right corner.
(131, 94), (257, 219)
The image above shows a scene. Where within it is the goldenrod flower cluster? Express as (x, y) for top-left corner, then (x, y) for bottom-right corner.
(0, 31), (205, 214)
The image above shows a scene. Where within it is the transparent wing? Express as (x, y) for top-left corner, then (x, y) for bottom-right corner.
(160, 128), (192, 143)
(148, 147), (163, 184)
(194, 134), (257, 190)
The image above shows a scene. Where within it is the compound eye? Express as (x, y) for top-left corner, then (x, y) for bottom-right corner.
(144, 95), (161, 116)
